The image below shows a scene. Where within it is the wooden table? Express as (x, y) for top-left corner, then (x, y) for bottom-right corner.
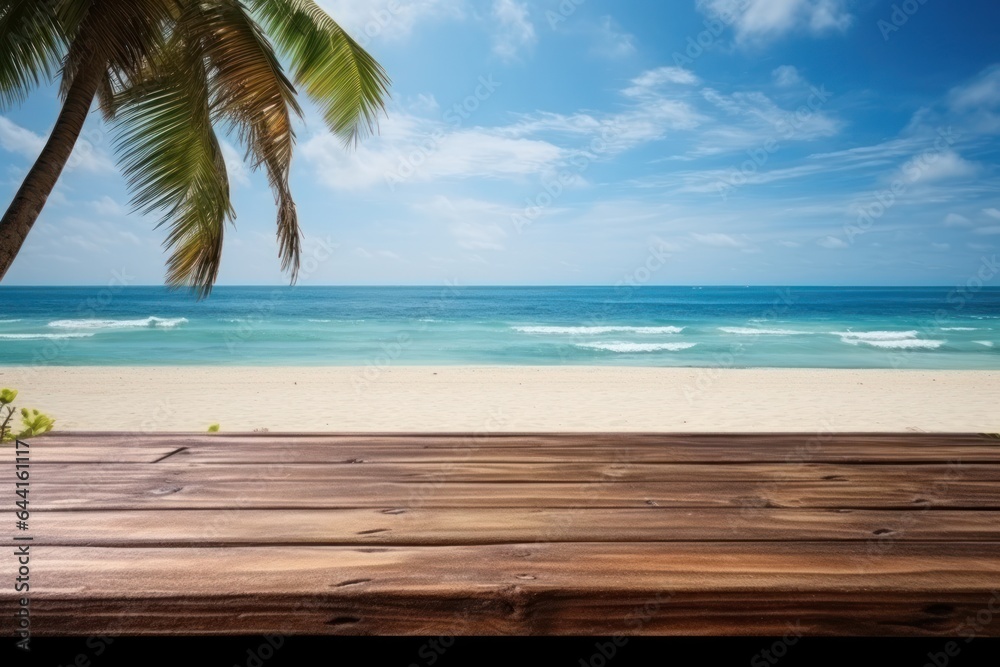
(3, 433), (1000, 635)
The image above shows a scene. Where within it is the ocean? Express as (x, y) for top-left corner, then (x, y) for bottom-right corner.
(0, 286), (998, 368)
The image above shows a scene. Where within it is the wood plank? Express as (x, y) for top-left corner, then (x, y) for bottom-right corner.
(116, 444), (1000, 464)
(23, 508), (1000, 546)
(0, 444), (185, 464)
(32, 432), (999, 447)
(11, 478), (997, 510)
(4, 543), (999, 635)
(5, 432), (999, 637)
(18, 461), (999, 484)
(22, 433), (1000, 464)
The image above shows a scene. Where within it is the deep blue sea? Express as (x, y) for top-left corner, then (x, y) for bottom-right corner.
(0, 286), (998, 368)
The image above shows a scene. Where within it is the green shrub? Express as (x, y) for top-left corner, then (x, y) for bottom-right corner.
(0, 388), (55, 442)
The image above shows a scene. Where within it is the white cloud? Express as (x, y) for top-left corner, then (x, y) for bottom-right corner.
(692, 88), (839, 155)
(698, 0), (852, 45)
(302, 66), (720, 193)
(591, 16), (636, 59)
(504, 100), (705, 153)
(491, 0), (536, 61)
(817, 236), (848, 249)
(317, 0), (464, 43)
(90, 196), (126, 217)
(0, 116), (44, 156)
(984, 208), (1000, 220)
(948, 64), (1000, 112)
(772, 65), (803, 87)
(690, 232), (744, 247)
(407, 93), (440, 114)
(968, 243), (995, 252)
(220, 141), (251, 187)
(899, 150), (978, 184)
(779, 240), (801, 247)
(973, 226), (1000, 235)
(0, 116), (115, 174)
(624, 67), (699, 97)
(931, 243), (950, 251)
(944, 213), (972, 227)
(301, 111), (566, 190)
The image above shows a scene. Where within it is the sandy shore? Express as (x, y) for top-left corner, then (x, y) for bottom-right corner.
(1, 366), (997, 433)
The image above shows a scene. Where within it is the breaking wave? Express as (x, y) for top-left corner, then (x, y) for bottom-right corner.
(514, 325), (684, 335)
(48, 316), (188, 329)
(575, 341), (698, 353)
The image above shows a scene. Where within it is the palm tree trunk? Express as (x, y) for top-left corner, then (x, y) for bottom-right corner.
(0, 58), (104, 280)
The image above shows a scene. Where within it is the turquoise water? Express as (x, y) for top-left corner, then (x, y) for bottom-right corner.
(0, 286), (998, 368)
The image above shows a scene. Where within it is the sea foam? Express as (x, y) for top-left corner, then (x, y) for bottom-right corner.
(718, 327), (809, 335)
(576, 341), (697, 353)
(841, 338), (945, 350)
(47, 316), (188, 329)
(514, 325), (684, 335)
(832, 330), (919, 341)
(0, 333), (95, 340)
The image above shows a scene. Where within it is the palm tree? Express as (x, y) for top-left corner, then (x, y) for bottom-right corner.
(0, 0), (388, 296)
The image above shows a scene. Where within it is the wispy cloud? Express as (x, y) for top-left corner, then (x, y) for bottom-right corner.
(0, 116), (115, 174)
(590, 15), (637, 59)
(817, 235), (848, 249)
(772, 65), (803, 87)
(698, 0), (853, 45)
(624, 67), (699, 97)
(317, 0), (464, 43)
(491, 0), (536, 61)
(301, 109), (565, 190)
(691, 231), (745, 247)
(220, 141), (251, 188)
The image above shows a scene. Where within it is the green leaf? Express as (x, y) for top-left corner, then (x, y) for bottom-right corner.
(16, 409), (55, 439)
(207, 423), (221, 433)
(0, 0), (66, 109)
(113, 19), (233, 299)
(0, 388), (17, 405)
(247, 0), (390, 145)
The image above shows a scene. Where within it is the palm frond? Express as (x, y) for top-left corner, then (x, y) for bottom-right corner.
(193, 0), (302, 279)
(247, 0), (390, 145)
(0, 0), (66, 108)
(112, 26), (232, 298)
(60, 0), (176, 102)
(95, 69), (125, 121)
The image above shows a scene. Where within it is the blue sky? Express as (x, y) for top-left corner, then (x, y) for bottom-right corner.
(3, 0), (1000, 286)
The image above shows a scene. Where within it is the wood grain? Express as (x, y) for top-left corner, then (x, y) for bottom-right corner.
(10, 478), (995, 510)
(2, 432), (999, 636)
(11, 543), (1000, 636)
(26, 508), (1000, 546)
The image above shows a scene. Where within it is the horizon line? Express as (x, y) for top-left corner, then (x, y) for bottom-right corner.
(0, 284), (992, 289)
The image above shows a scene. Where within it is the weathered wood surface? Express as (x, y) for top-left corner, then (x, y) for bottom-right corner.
(2, 432), (1000, 636)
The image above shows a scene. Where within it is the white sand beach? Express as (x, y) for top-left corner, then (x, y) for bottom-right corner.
(1, 366), (997, 433)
